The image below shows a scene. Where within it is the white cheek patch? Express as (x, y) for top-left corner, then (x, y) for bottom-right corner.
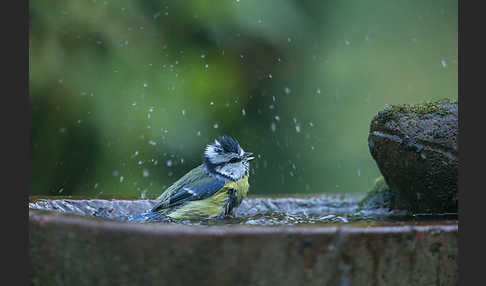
(211, 155), (232, 164)
(239, 148), (244, 156)
(216, 162), (247, 181)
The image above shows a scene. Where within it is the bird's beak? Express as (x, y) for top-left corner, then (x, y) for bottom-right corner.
(244, 152), (254, 161)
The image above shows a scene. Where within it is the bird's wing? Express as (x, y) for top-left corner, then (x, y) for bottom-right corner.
(155, 164), (207, 201)
(151, 165), (226, 212)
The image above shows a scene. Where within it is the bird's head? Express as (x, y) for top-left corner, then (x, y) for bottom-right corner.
(203, 135), (254, 181)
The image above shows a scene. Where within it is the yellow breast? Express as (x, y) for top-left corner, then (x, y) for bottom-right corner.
(223, 175), (250, 200)
(167, 175), (250, 220)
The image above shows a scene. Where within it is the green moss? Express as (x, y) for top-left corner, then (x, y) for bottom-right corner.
(359, 176), (393, 209)
(377, 98), (457, 123)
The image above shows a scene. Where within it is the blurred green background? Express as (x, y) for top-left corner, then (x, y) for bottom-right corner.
(29, 0), (457, 198)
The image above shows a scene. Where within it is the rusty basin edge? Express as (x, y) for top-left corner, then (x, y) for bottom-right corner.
(29, 209), (457, 236)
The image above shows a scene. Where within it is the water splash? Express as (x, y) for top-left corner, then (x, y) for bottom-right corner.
(27, 195), (455, 227)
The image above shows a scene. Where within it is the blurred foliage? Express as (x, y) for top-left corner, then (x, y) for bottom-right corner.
(29, 0), (457, 198)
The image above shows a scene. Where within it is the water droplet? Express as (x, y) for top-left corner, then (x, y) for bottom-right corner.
(94, 183), (99, 189)
(143, 83), (148, 87)
(148, 140), (157, 146)
(333, 216), (349, 223)
(196, 131), (201, 136)
(441, 60), (447, 68)
(242, 108), (246, 116)
(268, 73), (273, 79)
(213, 123), (219, 129)
(319, 214), (335, 221)
(205, 64), (209, 69)
(284, 87), (291, 94)
(112, 170), (119, 176)
(357, 169), (361, 176)
(143, 169), (149, 177)
(210, 101), (214, 106)
(166, 160), (173, 167)
(295, 124), (301, 133)
(420, 152), (427, 160)
(181, 109), (186, 116)
(345, 40), (351, 46)
(270, 122), (276, 132)
(274, 115), (280, 121)
(201, 54), (206, 58)
(316, 89), (321, 94)
(120, 176), (124, 183)
(58, 188), (64, 194)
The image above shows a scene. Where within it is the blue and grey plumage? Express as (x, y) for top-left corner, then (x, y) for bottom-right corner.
(148, 135), (254, 220)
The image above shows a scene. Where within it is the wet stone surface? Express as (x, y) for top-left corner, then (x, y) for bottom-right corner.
(368, 99), (458, 213)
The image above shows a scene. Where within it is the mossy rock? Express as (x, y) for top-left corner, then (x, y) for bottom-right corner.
(368, 99), (458, 213)
(359, 176), (393, 209)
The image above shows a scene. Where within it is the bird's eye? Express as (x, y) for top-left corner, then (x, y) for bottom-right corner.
(229, 158), (240, 163)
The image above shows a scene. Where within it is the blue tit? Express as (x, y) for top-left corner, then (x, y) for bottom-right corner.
(148, 135), (254, 221)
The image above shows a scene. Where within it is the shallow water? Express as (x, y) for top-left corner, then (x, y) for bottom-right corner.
(28, 195), (457, 227)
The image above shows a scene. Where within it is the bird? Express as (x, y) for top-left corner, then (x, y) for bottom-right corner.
(146, 135), (254, 221)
